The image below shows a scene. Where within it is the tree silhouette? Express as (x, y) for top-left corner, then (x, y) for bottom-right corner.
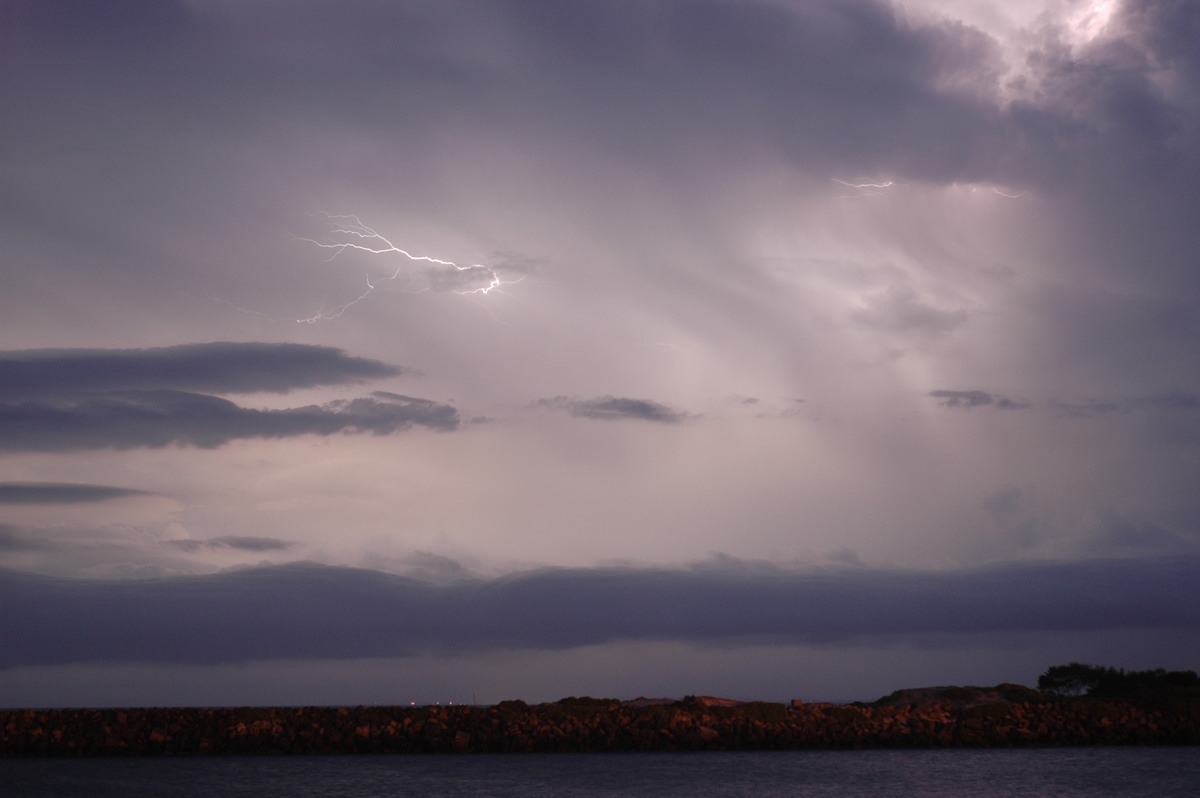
(1038, 663), (1200, 697)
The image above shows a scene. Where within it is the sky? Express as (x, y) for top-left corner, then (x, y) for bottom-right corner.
(2, 0), (1199, 707)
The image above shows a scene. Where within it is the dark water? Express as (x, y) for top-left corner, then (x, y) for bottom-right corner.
(3, 748), (1198, 797)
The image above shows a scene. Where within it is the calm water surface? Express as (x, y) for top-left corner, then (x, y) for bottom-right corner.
(4, 747), (1198, 797)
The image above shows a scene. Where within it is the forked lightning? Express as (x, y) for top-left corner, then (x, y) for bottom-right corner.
(289, 213), (516, 323)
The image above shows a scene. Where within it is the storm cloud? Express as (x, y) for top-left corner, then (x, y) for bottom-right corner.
(2, 555), (1196, 668)
(3, 0), (1200, 706)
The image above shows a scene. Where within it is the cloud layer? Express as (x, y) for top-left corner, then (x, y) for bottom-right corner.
(4, 555), (1196, 668)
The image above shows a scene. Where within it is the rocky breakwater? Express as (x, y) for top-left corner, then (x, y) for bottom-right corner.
(3, 688), (1198, 756)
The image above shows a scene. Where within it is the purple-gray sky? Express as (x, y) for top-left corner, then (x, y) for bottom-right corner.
(2, 0), (1199, 707)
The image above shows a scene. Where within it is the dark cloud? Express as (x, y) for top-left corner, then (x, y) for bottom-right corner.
(2, 556), (1196, 668)
(930, 390), (1030, 410)
(0, 390), (457, 452)
(0, 343), (402, 401)
(0, 482), (149, 504)
(537, 396), (687, 423)
(0, 345), (455, 452)
(456, 0), (1194, 196)
(9, 0), (1198, 222)
(517, 0), (1005, 184)
(167, 536), (295, 554)
(0, 1), (1055, 220)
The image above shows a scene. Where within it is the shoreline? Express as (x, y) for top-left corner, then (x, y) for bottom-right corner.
(4, 693), (1199, 756)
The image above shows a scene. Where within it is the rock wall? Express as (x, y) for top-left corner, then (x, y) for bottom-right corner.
(2, 697), (1198, 756)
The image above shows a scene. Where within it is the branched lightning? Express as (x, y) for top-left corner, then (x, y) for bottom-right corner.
(288, 213), (520, 324)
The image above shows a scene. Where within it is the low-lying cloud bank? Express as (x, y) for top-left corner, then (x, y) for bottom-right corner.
(3, 555), (1196, 668)
(0, 343), (456, 451)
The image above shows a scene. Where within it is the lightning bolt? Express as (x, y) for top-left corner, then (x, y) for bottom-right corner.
(831, 178), (1028, 200)
(832, 179), (896, 189)
(288, 213), (519, 324)
(831, 178), (901, 199)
